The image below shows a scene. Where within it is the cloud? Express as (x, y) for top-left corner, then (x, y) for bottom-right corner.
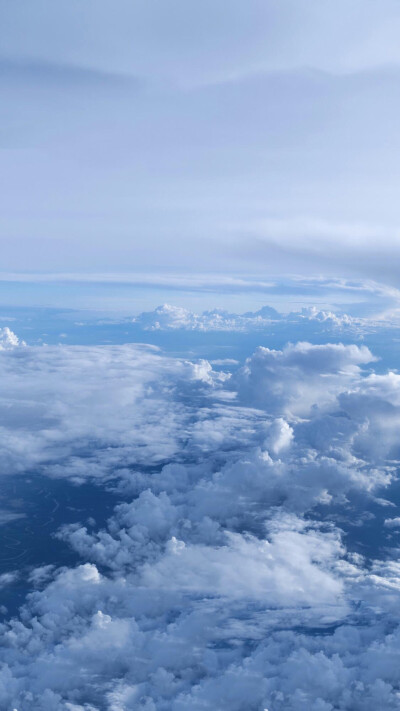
(232, 341), (375, 416)
(0, 327), (22, 350)
(0, 342), (217, 481)
(3, 39), (400, 280)
(140, 523), (345, 609)
(384, 517), (400, 528)
(0, 331), (400, 708)
(132, 303), (363, 333)
(132, 303), (282, 331)
(2, 1), (400, 85)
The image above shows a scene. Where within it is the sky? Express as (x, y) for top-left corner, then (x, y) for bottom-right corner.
(1, 0), (400, 288)
(3, 6), (400, 711)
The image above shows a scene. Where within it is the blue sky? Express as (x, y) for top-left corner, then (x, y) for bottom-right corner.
(4, 6), (400, 710)
(2, 1), (400, 287)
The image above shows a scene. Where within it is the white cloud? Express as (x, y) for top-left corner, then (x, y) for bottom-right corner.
(0, 327), (22, 350)
(0, 342), (218, 481)
(232, 341), (375, 416)
(140, 524), (345, 608)
(264, 418), (294, 455)
(132, 303), (282, 332)
(0, 332), (399, 708)
(384, 517), (400, 528)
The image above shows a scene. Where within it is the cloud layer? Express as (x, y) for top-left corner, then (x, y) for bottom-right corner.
(0, 328), (400, 708)
(2, 4), (400, 280)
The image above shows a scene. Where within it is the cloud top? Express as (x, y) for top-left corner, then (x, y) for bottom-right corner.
(0, 327), (398, 708)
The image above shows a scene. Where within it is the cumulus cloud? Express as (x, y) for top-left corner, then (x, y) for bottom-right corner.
(0, 331), (400, 709)
(132, 303), (282, 331)
(384, 517), (400, 528)
(0, 327), (22, 350)
(132, 303), (362, 333)
(0, 342), (220, 481)
(232, 341), (375, 416)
